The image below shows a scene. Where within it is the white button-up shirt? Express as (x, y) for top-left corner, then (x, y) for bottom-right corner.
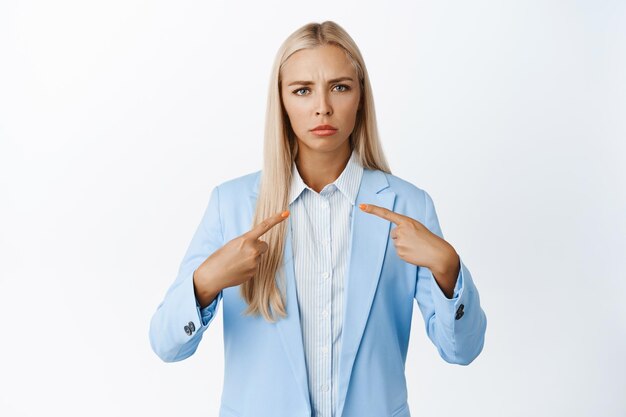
(287, 150), (364, 417)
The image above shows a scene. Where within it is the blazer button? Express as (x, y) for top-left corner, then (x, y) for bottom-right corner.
(455, 304), (465, 320)
(188, 321), (196, 332)
(184, 325), (192, 336)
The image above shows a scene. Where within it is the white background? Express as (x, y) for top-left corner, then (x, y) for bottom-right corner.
(1, 1), (625, 416)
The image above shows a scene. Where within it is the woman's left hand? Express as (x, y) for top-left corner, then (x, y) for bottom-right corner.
(359, 203), (459, 278)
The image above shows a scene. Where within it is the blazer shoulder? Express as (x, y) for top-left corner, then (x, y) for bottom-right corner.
(382, 171), (430, 201)
(215, 169), (261, 201)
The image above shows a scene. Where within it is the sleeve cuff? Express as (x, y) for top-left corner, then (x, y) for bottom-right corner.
(196, 289), (223, 326)
(430, 256), (471, 329)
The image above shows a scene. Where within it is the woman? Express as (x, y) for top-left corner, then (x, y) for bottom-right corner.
(149, 20), (487, 417)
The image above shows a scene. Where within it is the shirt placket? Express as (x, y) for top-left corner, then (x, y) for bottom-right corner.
(318, 189), (333, 417)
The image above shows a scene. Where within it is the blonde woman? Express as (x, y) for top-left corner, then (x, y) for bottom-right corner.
(149, 20), (487, 417)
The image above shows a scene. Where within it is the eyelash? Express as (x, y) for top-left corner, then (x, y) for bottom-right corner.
(292, 84), (351, 96)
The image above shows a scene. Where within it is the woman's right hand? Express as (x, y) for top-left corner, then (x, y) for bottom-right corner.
(193, 209), (290, 307)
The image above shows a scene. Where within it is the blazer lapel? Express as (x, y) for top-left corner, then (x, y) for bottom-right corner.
(249, 169), (396, 416)
(249, 172), (311, 409)
(275, 226), (311, 408)
(336, 168), (395, 417)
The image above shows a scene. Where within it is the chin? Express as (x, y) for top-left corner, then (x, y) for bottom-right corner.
(313, 140), (349, 152)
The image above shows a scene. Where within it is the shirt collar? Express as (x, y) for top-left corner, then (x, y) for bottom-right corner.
(288, 149), (364, 206)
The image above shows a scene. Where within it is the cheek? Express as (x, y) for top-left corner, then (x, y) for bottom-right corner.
(338, 93), (360, 112)
(338, 97), (360, 123)
(283, 100), (308, 130)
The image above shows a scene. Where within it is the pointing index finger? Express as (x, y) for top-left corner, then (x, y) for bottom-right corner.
(359, 203), (407, 225)
(246, 210), (290, 240)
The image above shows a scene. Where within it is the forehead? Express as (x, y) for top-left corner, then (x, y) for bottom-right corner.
(281, 44), (356, 82)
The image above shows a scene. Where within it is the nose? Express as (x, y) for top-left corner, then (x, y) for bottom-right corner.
(315, 91), (332, 116)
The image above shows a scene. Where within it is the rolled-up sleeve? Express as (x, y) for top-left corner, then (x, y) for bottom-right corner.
(149, 185), (225, 363)
(414, 190), (487, 365)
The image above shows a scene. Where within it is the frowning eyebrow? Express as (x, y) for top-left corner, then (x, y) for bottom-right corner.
(287, 77), (354, 86)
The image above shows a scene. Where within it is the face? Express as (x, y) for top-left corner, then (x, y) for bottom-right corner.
(280, 44), (361, 155)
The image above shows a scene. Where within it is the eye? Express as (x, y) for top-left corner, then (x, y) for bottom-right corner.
(334, 84), (351, 92)
(292, 87), (309, 96)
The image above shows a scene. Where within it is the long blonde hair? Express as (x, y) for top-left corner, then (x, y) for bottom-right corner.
(241, 20), (391, 322)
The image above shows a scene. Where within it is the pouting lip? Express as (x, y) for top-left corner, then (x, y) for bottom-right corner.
(311, 124), (337, 131)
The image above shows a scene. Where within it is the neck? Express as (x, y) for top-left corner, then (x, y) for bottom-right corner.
(295, 144), (352, 193)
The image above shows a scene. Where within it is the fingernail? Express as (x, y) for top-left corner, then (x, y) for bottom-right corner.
(281, 210), (290, 218)
(359, 203), (367, 211)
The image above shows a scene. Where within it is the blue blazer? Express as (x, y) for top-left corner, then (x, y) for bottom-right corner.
(149, 168), (487, 417)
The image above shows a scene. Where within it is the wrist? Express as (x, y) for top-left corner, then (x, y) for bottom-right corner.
(193, 266), (224, 308)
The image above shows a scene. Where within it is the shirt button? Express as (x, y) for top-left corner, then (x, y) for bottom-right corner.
(322, 272), (330, 279)
(322, 309), (329, 317)
(321, 346), (329, 354)
(321, 384), (329, 392)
